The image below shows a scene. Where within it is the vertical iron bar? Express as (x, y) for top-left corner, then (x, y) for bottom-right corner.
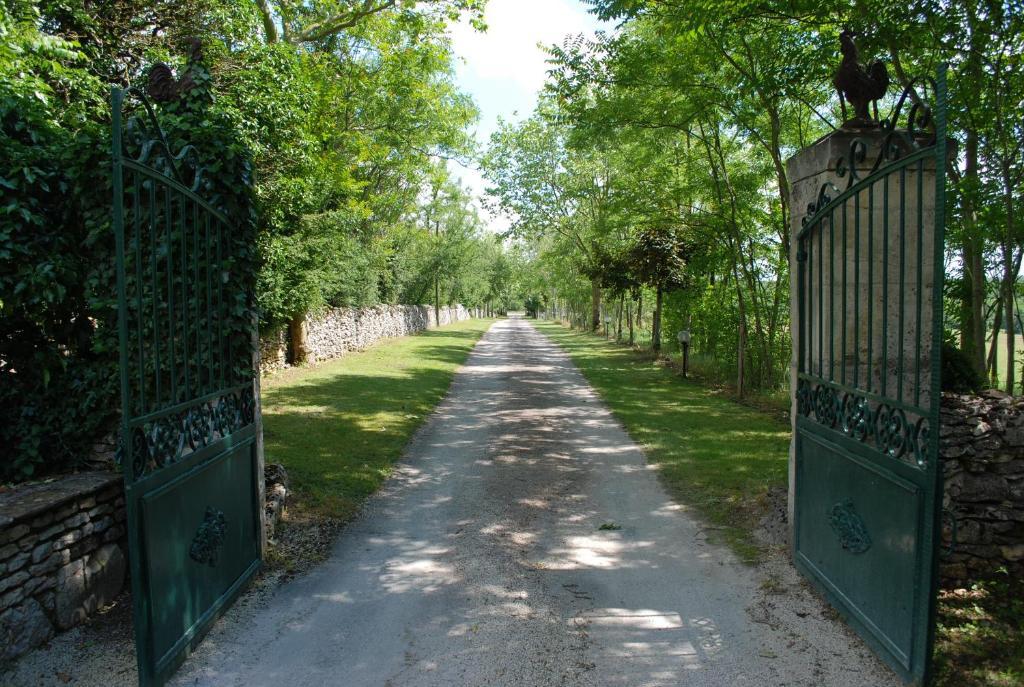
(798, 237), (806, 376)
(807, 232), (813, 374)
(899, 165), (907, 404)
(830, 209), (835, 380)
(133, 171), (145, 415)
(217, 219), (225, 390)
(916, 157), (925, 407)
(867, 183), (874, 392)
(882, 173), (890, 398)
(193, 201), (202, 394)
(180, 194), (190, 399)
(166, 185), (176, 404)
(205, 212), (214, 392)
(818, 214), (823, 378)
(842, 201), (848, 385)
(854, 189), (861, 389)
(149, 179), (161, 406)
(898, 170), (907, 403)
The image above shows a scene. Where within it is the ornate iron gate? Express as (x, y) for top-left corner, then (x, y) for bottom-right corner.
(112, 87), (263, 686)
(793, 66), (947, 685)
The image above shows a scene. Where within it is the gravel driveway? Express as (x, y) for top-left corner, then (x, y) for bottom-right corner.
(7, 317), (898, 686)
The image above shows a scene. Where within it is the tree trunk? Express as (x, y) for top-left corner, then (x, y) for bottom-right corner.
(652, 287), (663, 353)
(737, 315), (746, 398)
(288, 312), (308, 365)
(591, 280), (601, 332)
(961, 129), (987, 377)
(637, 293), (644, 345)
(617, 294), (624, 341)
(1005, 249), (1015, 394)
(628, 300), (634, 346)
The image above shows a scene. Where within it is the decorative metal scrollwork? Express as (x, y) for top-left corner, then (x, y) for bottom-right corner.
(802, 74), (940, 227)
(189, 506), (227, 567)
(120, 87), (211, 195)
(829, 500), (872, 554)
(797, 379), (928, 467)
(129, 387), (255, 478)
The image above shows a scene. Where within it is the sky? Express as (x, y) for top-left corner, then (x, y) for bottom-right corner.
(447, 0), (606, 234)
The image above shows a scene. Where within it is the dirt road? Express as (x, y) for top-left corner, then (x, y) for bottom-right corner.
(170, 316), (895, 687)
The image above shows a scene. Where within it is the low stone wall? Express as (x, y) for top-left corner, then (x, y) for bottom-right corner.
(941, 390), (1024, 583)
(0, 473), (126, 663)
(259, 325), (289, 376)
(0, 464), (289, 664)
(259, 304), (477, 375)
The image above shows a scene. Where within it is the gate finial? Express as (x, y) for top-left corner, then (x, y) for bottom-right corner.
(833, 30), (890, 128)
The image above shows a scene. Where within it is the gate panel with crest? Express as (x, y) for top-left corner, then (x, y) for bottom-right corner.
(112, 87), (263, 686)
(793, 66), (947, 685)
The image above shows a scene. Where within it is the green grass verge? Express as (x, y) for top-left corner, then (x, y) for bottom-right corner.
(534, 321), (789, 561)
(934, 571), (1024, 687)
(261, 318), (495, 521)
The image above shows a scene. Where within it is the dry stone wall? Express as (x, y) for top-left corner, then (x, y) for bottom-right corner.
(0, 464), (289, 665)
(0, 473), (126, 663)
(941, 391), (1024, 583)
(259, 304), (477, 375)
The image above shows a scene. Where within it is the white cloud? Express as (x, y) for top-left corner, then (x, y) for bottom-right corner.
(450, 0), (596, 98)
(447, 0), (604, 233)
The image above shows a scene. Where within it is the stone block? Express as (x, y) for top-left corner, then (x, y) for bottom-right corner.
(32, 541), (53, 564)
(0, 598), (54, 662)
(77, 497), (96, 510)
(91, 515), (113, 535)
(87, 503), (113, 519)
(0, 585), (26, 610)
(0, 524), (30, 546)
(952, 472), (1010, 503)
(35, 522), (65, 543)
(68, 534), (99, 561)
(16, 532), (38, 553)
(1001, 544), (1024, 561)
(0, 570), (29, 594)
(62, 513), (88, 530)
(6, 551), (29, 573)
(54, 544), (125, 630)
(55, 527), (85, 549)
(29, 550), (66, 576)
(0, 543), (18, 561)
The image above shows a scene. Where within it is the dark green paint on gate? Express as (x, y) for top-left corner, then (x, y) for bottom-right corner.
(112, 87), (263, 687)
(793, 66), (948, 686)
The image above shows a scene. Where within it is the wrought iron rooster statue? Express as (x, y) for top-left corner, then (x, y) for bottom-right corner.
(147, 38), (204, 103)
(833, 30), (890, 127)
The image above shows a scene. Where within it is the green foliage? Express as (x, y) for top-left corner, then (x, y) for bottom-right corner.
(942, 340), (984, 393)
(2, 0), (514, 481)
(0, 3), (257, 481)
(1, 2), (115, 480)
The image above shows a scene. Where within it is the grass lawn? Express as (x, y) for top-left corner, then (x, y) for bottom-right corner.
(534, 321), (790, 561)
(261, 318), (495, 522)
(933, 571), (1024, 687)
(989, 331), (1024, 390)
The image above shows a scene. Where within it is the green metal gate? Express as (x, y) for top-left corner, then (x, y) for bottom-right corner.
(793, 66), (947, 685)
(112, 87), (263, 686)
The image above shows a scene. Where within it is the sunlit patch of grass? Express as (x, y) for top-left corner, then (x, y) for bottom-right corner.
(536, 322), (789, 561)
(934, 570), (1024, 687)
(261, 319), (496, 521)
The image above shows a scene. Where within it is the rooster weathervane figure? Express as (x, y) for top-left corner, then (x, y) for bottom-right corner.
(833, 30), (890, 128)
